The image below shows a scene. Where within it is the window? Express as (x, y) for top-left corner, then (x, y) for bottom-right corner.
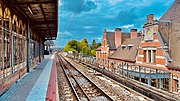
(121, 45), (126, 50)
(144, 50), (146, 62)
(4, 20), (10, 68)
(145, 49), (156, 63)
(152, 50), (156, 63)
(128, 44), (133, 50)
(147, 50), (151, 63)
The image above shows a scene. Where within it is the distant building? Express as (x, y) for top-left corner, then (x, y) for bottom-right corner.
(96, 28), (129, 69)
(108, 29), (141, 71)
(44, 40), (55, 54)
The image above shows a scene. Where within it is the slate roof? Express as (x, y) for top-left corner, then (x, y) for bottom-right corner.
(106, 32), (116, 49)
(109, 37), (141, 62)
(159, 0), (180, 68)
(106, 32), (130, 50)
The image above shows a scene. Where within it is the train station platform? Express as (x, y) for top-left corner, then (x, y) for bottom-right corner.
(0, 54), (58, 101)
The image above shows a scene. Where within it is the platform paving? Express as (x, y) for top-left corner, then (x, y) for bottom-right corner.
(0, 55), (54, 101)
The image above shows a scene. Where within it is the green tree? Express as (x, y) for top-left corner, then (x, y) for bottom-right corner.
(63, 38), (101, 57)
(63, 40), (78, 54)
(84, 47), (91, 56)
(90, 39), (97, 50)
(91, 49), (96, 57)
(64, 42), (71, 52)
(77, 42), (82, 53)
(96, 43), (101, 48)
(80, 38), (88, 55)
(69, 40), (78, 50)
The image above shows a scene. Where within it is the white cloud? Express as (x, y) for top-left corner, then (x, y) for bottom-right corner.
(121, 24), (134, 28)
(106, 28), (115, 32)
(83, 26), (96, 29)
(108, 0), (124, 5)
(86, 31), (94, 34)
(57, 31), (72, 38)
(58, 0), (63, 7)
(93, 37), (102, 42)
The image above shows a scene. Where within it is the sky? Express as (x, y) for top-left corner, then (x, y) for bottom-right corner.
(54, 0), (174, 47)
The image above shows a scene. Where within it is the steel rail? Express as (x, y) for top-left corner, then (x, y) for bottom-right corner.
(59, 54), (115, 101)
(58, 55), (81, 101)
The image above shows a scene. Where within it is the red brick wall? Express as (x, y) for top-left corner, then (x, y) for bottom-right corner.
(115, 31), (121, 48)
(130, 32), (137, 38)
(140, 42), (161, 47)
(136, 23), (168, 69)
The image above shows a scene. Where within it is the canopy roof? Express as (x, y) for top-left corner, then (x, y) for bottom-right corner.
(4, 0), (58, 40)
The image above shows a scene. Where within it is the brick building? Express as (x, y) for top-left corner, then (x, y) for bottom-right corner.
(136, 0), (180, 93)
(96, 28), (129, 69)
(108, 29), (141, 71)
(95, 0), (180, 94)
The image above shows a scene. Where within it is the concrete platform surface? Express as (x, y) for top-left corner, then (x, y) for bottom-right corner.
(0, 55), (55, 101)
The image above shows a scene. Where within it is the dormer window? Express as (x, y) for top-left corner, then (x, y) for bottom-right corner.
(128, 44), (133, 50)
(121, 45), (126, 50)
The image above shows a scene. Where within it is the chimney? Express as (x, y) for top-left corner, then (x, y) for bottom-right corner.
(115, 28), (122, 48)
(146, 14), (154, 22)
(130, 29), (137, 38)
(104, 28), (107, 33)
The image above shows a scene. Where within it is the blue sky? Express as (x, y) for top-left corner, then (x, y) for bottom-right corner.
(54, 0), (174, 47)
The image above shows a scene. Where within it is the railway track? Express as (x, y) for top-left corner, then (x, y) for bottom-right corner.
(57, 57), (80, 101)
(79, 62), (180, 101)
(57, 54), (114, 101)
(58, 53), (153, 101)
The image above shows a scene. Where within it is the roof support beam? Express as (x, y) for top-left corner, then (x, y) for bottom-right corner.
(11, 1), (54, 5)
(30, 20), (56, 25)
(39, 4), (51, 35)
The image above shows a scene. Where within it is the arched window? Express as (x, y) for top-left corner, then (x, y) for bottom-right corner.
(12, 15), (19, 67)
(18, 20), (23, 64)
(0, 4), (2, 72)
(22, 23), (27, 62)
(3, 8), (11, 71)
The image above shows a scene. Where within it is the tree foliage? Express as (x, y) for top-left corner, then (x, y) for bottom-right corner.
(63, 38), (101, 57)
(91, 50), (96, 57)
(63, 40), (78, 54)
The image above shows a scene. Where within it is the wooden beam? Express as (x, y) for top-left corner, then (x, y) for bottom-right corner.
(17, 5), (31, 20)
(39, 4), (51, 35)
(11, 1), (55, 5)
(2, 0), (30, 21)
(30, 20), (56, 25)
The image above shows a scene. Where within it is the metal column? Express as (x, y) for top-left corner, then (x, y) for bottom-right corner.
(156, 69), (159, 88)
(148, 75), (151, 85)
(127, 64), (129, 77)
(39, 39), (41, 62)
(12, 31), (14, 73)
(27, 20), (31, 72)
(139, 66), (142, 82)
(1, 15), (4, 78)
